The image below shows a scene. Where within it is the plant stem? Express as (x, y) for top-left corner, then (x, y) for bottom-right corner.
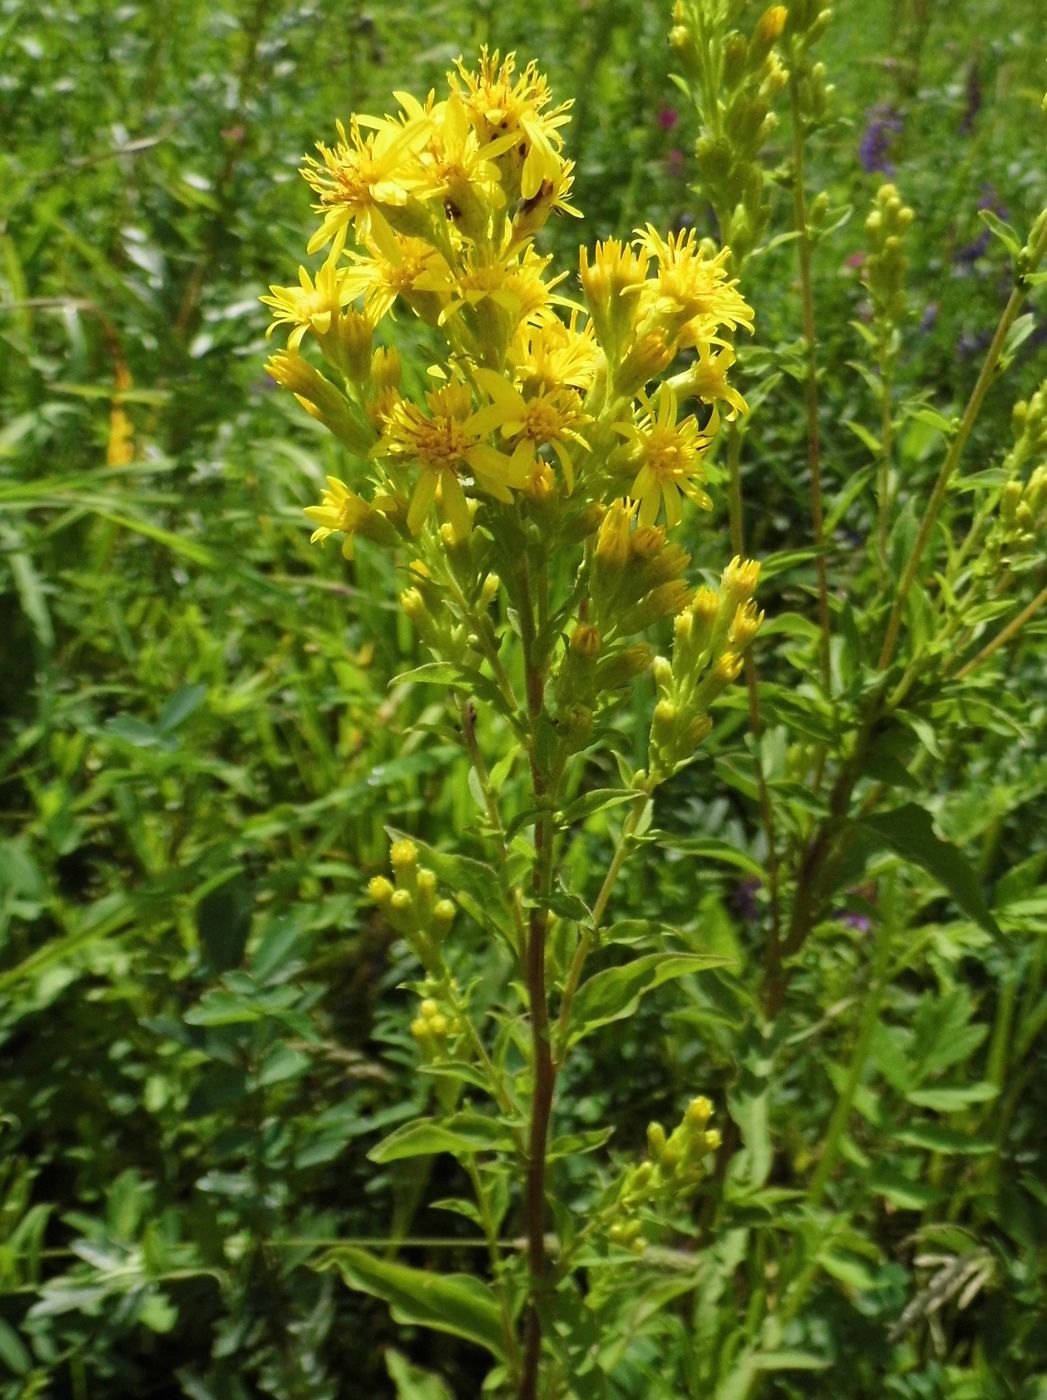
(554, 786), (651, 1057)
(516, 557), (559, 1400)
(876, 275), (1036, 672)
(807, 896), (894, 1205)
(788, 68), (832, 701)
(954, 579), (1047, 679)
(725, 422), (784, 972)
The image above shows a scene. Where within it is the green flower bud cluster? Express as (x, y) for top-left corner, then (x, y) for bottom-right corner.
(649, 556), (762, 780)
(605, 1096), (721, 1253)
(589, 503), (695, 635)
(369, 838), (457, 975)
(399, 558), (484, 668)
(863, 183), (914, 331)
(675, 2), (789, 264)
(410, 982), (467, 1065)
(975, 380), (1047, 578)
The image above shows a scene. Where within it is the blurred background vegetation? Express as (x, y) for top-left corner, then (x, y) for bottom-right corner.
(2, 0), (1046, 1395)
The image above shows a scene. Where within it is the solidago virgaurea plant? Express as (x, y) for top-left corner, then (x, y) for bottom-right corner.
(263, 50), (757, 1397)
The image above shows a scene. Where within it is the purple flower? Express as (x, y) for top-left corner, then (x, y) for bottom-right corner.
(859, 103), (904, 175)
(657, 106), (680, 131)
(919, 301), (938, 334)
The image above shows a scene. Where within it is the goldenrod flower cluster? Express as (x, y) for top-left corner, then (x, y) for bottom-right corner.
(368, 838), (456, 975)
(265, 50), (760, 771)
(605, 1096), (721, 1253)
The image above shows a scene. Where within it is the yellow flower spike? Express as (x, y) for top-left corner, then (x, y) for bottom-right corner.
(449, 48), (573, 203)
(390, 838), (418, 867)
(342, 219), (451, 325)
(634, 224), (754, 340)
(594, 499), (636, 569)
(368, 875), (394, 907)
(671, 343), (749, 429)
(472, 366), (590, 494)
(579, 237), (650, 352)
(727, 599), (764, 651)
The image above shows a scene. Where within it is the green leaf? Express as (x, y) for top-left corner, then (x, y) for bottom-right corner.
(559, 787), (635, 826)
(978, 207), (1022, 258)
(369, 1113), (517, 1164)
(852, 803), (1001, 936)
(659, 836), (767, 880)
(390, 662), (508, 717)
(195, 872), (253, 973)
(0, 1318), (31, 1375)
(321, 1246), (506, 1360)
(157, 683), (208, 733)
(386, 1349), (455, 1400)
(567, 952), (727, 1046)
(906, 1082), (997, 1111)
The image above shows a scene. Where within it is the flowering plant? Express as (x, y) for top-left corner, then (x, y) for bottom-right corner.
(264, 48), (757, 1397)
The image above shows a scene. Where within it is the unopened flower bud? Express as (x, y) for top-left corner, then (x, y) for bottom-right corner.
(570, 623), (602, 658)
(479, 573), (500, 607)
(419, 998), (440, 1019)
(686, 1095), (713, 1127)
(400, 587), (425, 621)
(417, 868), (437, 900)
(368, 875), (394, 907)
(647, 1122), (667, 1159)
(390, 839), (418, 872)
(704, 1128), (722, 1151)
(390, 888), (413, 917)
(433, 899), (456, 934)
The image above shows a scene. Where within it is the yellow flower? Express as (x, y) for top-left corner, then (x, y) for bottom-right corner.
(579, 237), (650, 351)
(374, 380), (531, 535)
(634, 224), (753, 341)
(301, 110), (435, 254)
(450, 48), (573, 201)
(473, 366), (589, 491)
(613, 387), (711, 529)
(341, 218), (451, 324)
(415, 92), (513, 235)
(508, 312), (599, 397)
(261, 254), (353, 349)
(303, 477), (371, 558)
(674, 343), (749, 431)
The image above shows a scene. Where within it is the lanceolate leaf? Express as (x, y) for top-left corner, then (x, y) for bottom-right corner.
(321, 1246), (506, 1360)
(566, 952), (728, 1047)
(369, 1113), (518, 1164)
(853, 803), (1001, 936)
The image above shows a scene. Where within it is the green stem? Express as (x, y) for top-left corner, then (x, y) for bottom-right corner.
(554, 786), (651, 1057)
(465, 1156), (522, 1381)
(877, 262), (1043, 672)
(807, 894), (894, 1206)
(788, 68), (832, 701)
(516, 557), (560, 1400)
(726, 422), (784, 973)
(954, 579), (1047, 680)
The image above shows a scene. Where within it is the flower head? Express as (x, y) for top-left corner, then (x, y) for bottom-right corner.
(614, 387), (711, 528)
(304, 476), (371, 558)
(375, 379), (530, 535)
(450, 48), (573, 201)
(261, 254), (353, 349)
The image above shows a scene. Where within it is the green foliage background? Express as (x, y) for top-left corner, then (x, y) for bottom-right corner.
(2, 0), (1046, 1395)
